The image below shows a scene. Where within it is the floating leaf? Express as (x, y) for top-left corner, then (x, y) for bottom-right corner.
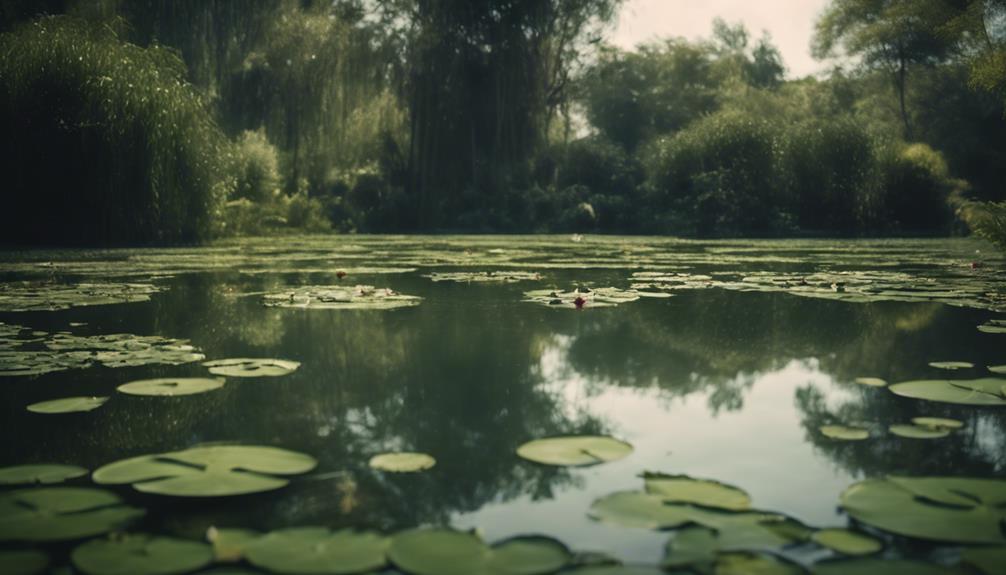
(812, 558), (958, 574)
(0, 464), (88, 485)
(263, 285), (421, 310)
(888, 378), (1006, 406)
(566, 567), (666, 575)
(117, 378), (224, 397)
(516, 436), (632, 467)
(0, 282), (163, 312)
(93, 445), (317, 497)
(523, 288), (644, 309)
(929, 361), (974, 370)
(487, 536), (572, 574)
(888, 424), (950, 439)
(387, 528), (490, 575)
(369, 452), (436, 473)
(989, 365), (1006, 374)
(810, 529), (881, 556)
(662, 526), (717, 570)
(978, 320), (1006, 334)
(425, 271), (541, 283)
(962, 546), (1006, 575)
(819, 425), (869, 440)
(643, 473), (751, 511)
(71, 534), (213, 575)
(853, 377), (887, 387)
(203, 358), (300, 378)
(207, 527), (261, 563)
(0, 487), (144, 541)
(1, 330), (203, 376)
(910, 417), (963, 429)
(244, 527), (389, 574)
(0, 550), (49, 575)
(714, 552), (803, 575)
(840, 477), (1006, 543)
(587, 491), (696, 529)
(27, 396), (108, 414)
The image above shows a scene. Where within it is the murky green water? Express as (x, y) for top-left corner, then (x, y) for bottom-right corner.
(1, 236), (1004, 573)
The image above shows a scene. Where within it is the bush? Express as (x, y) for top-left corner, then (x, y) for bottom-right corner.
(876, 143), (959, 232)
(959, 201), (1006, 248)
(0, 16), (232, 244)
(233, 129), (280, 203)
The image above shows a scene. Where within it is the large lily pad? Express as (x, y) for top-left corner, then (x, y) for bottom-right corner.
(203, 358), (300, 378)
(888, 424), (950, 439)
(819, 425), (870, 440)
(643, 473), (751, 511)
(662, 526), (717, 570)
(840, 476), (1006, 543)
(978, 320), (1006, 334)
(387, 528), (490, 575)
(0, 550), (49, 575)
(118, 378), (224, 397)
(369, 452), (436, 473)
(588, 491), (698, 529)
(0, 487), (144, 541)
(989, 365), (1006, 375)
(71, 534), (213, 575)
(811, 558), (957, 575)
(486, 536), (572, 574)
(888, 378), (1006, 406)
(962, 546), (1006, 575)
(516, 436), (633, 466)
(810, 529), (881, 556)
(93, 445), (317, 497)
(0, 464), (88, 485)
(928, 361), (974, 370)
(26, 396), (109, 413)
(0, 282), (162, 312)
(567, 568), (666, 575)
(715, 552), (803, 575)
(244, 527), (389, 574)
(263, 285), (421, 310)
(425, 271), (542, 283)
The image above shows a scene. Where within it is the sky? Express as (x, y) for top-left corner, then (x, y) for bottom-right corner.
(609, 0), (833, 78)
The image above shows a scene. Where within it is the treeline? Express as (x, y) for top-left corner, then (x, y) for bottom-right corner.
(0, 0), (1004, 244)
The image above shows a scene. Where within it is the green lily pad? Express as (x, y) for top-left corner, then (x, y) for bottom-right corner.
(203, 358), (300, 378)
(71, 534), (213, 575)
(714, 552), (803, 575)
(588, 491), (696, 529)
(853, 377), (887, 387)
(888, 424), (950, 439)
(811, 558), (957, 575)
(978, 320), (1006, 334)
(888, 378), (1006, 405)
(929, 361), (975, 370)
(0, 282), (163, 312)
(516, 436), (633, 466)
(207, 527), (261, 562)
(566, 568), (666, 575)
(487, 536), (572, 574)
(911, 417), (963, 429)
(962, 546), (1006, 575)
(0, 464), (88, 485)
(245, 527), (389, 574)
(840, 476), (1006, 543)
(263, 285), (421, 310)
(387, 528), (490, 575)
(117, 378), (224, 397)
(810, 529), (881, 556)
(93, 445), (317, 497)
(425, 271), (541, 283)
(523, 288), (642, 309)
(0, 550), (49, 575)
(662, 526), (717, 570)
(643, 473), (751, 511)
(819, 425), (870, 440)
(989, 365), (1006, 374)
(1, 331), (203, 376)
(0, 487), (144, 541)
(369, 452), (436, 473)
(26, 396), (109, 414)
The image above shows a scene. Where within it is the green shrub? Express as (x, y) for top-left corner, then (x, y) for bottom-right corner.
(876, 143), (959, 232)
(233, 129), (280, 203)
(0, 16), (233, 244)
(959, 201), (1006, 248)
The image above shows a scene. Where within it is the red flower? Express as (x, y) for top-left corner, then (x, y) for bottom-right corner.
(336, 270), (347, 279)
(573, 296), (586, 309)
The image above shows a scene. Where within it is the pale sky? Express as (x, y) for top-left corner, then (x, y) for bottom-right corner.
(609, 0), (833, 78)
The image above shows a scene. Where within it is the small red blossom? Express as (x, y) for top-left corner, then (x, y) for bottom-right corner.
(971, 261), (983, 269)
(573, 296), (586, 309)
(336, 270), (347, 279)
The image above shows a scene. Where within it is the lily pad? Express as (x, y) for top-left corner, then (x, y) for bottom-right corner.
(911, 416), (963, 429)
(811, 558), (957, 575)
(117, 378), (224, 397)
(962, 546), (1006, 575)
(93, 445), (317, 497)
(888, 424), (950, 439)
(978, 320), (1006, 334)
(888, 378), (1006, 405)
(662, 526), (717, 570)
(714, 552), (803, 575)
(587, 491), (696, 529)
(387, 528), (490, 575)
(929, 361), (974, 370)
(203, 358), (300, 378)
(207, 527), (261, 562)
(0, 464), (88, 485)
(1, 331), (203, 376)
(0, 487), (144, 541)
(516, 436), (633, 466)
(819, 425), (870, 440)
(245, 527), (389, 574)
(71, 534), (213, 575)
(26, 396), (109, 414)
(567, 568), (666, 575)
(487, 536), (572, 574)
(0, 282), (163, 312)
(0, 550), (49, 575)
(425, 271), (541, 283)
(263, 285), (421, 310)
(989, 365), (1006, 374)
(523, 287), (654, 310)
(840, 476), (1006, 543)
(643, 473), (752, 511)
(853, 377), (887, 387)
(810, 529), (881, 556)
(369, 452), (436, 473)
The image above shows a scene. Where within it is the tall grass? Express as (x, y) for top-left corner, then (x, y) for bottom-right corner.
(0, 16), (232, 244)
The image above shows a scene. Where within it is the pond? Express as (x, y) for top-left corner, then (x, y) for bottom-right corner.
(1, 235), (1004, 574)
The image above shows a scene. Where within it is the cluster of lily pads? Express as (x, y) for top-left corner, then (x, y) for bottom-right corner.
(0, 282), (163, 312)
(262, 285), (422, 311)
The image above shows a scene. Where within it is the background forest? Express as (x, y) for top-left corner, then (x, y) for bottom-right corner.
(0, 0), (1004, 245)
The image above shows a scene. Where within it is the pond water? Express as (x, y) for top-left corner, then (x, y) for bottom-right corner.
(1, 235), (1005, 574)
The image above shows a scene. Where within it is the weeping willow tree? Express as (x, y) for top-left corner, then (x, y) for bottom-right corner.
(0, 16), (232, 244)
(377, 0), (620, 228)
